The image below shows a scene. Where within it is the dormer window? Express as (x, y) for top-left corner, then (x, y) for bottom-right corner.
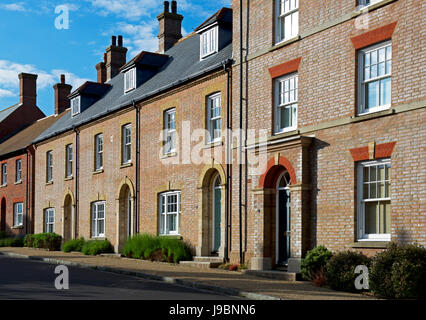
(200, 26), (218, 59)
(71, 96), (81, 116)
(124, 68), (136, 93)
(358, 0), (382, 8)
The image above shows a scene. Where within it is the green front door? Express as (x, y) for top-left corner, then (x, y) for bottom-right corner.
(213, 186), (221, 252)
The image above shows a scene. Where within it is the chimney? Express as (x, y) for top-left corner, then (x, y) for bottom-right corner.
(96, 53), (107, 84)
(105, 35), (128, 82)
(157, 1), (183, 53)
(53, 74), (72, 115)
(18, 73), (37, 106)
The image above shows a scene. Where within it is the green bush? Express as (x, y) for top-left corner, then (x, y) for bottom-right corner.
(0, 231), (8, 239)
(123, 233), (193, 263)
(370, 243), (426, 299)
(25, 233), (62, 251)
(0, 237), (24, 247)
(301, 246), (333, 281)
(63, 238), (86, 253)
(326, 250), (371, 292)
(81, 239), (113, 255)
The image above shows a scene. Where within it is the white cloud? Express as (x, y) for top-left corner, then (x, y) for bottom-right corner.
(88, 0), (158, 20)
(116, 21), (158, 55)
(0, 2), (27, 12)
(0, 60), (88, 99)
(0, 89), (14, 98)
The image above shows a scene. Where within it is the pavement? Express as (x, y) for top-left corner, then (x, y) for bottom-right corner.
(0, 247), (377, 300)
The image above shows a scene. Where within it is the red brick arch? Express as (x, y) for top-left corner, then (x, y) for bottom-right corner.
(258, 156), (297, 188)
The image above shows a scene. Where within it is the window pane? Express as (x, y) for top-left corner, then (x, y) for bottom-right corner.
(98, 220), (104, 235)
(380, 77), (391, 106)
(370, 64), (377, 78)
(378, 62), (385, 76)
(366, 80), (379, 109)
(365, 202), (378, 234)
(369, 182), (377, 199)
(365, 52), (370, 66)
(380, 201), (391, 234)
(371, 50), (377, 65)
(167, 214), (176, 232)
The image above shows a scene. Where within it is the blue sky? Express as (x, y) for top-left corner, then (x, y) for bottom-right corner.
(0, 0), (230, 116)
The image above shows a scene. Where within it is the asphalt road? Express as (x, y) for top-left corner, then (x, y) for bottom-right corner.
(0, 255), (241, 300)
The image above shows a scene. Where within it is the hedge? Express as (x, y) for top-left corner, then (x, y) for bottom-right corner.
(62, 238), (86, 253)
(24, 233), (62, 251)
(81, 239), (113, 255)
(0, 237), (24, 247)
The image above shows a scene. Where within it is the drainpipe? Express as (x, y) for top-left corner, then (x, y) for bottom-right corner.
(244, 0), (250, 260)
(26, 148), (29, 234)
(133, 100), (140, 234)
(239, 0), (244, 265)
(73, 126), (79, 238)
(222, 59), (232, 263)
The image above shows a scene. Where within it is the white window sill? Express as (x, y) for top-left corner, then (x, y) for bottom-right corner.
(45, 181), (53, 186)
(273, 35), (300, 49)
(200, 50), (218, 60)
(93, 169), (104, 175)
(0, 184), (7, 188)
(64, 176), (73, 181)
(120, 162), (133, 169)
(357, 236), (391, 242)
(12, 225), (24, 229)
(358, 105), (391, 116)
(162, 152), (177, 159)
(274, 127), (298, 135)
(91, 236), (105, 240)
(14, 180), (23, 185)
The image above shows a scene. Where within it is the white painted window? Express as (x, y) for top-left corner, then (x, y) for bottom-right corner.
(164, 109), (176, 155)
(124, 68), (136, 93)
(91, 201), (105, 238)
(1, 163), (6, 185)
(95, 134), (103, 171)
(44, 208), (55, 233)
(71, 96), (81, 116)
(275, 0), (299, 44)
(358, 41), (392, 115)
(16, 159), (22, 182)
(357, 159), (391, 241)
(358, 0), (382, 8)
(275, 73), (298, 133)
(207, 93), (221, 143)
(122, 124), (132, 164)
(200, 26), (218, 58)
(66, 144), (73, 178)
(159, 191), (180, 236)
(14, 202), (23, 227)
(46, 151), (53, 183)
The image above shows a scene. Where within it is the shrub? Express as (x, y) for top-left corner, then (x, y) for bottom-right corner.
(63, 238), (86, 253)
(26, 233), (62, 251)
(81, 239), (113, 255)
(0, 237), (24, 247)
(123, 234), (193, 263)
(0, 231), (8, 239)
(370, 243), (426, 299)
(326, 250), (371, 292)
(301, 246), (333, 281)
(218, 263), (231, 270)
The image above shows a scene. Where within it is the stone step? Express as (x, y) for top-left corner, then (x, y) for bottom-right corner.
(241, 269), (300, 281)
(193, 256), (225, 263)
(179, 261), (223, 269)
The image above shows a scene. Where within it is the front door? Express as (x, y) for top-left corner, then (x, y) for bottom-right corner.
(0, 199), (5, 232)
(213, 177), (222, 253)
(277, 172), (291, 265)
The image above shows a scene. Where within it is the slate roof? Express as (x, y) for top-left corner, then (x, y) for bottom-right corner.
(0, 110), (69, 159)
(34, 9), (232, 145)
(194, 7), (232, 31)
(0, 103), (20, 123)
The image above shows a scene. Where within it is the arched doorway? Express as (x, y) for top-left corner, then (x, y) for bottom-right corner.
(63, 195), (73, 243)
(117, 184), (133, 252)
(0, 198), (6, 232)
(276, 171), (291, 265)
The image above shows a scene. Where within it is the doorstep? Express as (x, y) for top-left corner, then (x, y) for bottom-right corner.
(241, 269), (301, 281)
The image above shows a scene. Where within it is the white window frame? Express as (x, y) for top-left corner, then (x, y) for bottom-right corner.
(14, 202), (23, 227)
(16, 159), (22, 183)
(164, 109), (176, 155)
(357, 159), (391, 241)
(91, 201), (106, 238)
(200, 26), (218, 59)
(124, 68), (136, 93)
(275, 0), (299, 45)
(46, 151), (53, 183)
(207, 93), (222, 143)
(122, 124), (132, 164)
(274, 73), (298, 134)
(358, 0), (382, 9)
(65, 144), (73, 178)
(71, 96), (81, 116)
(95, 134), (103, 171)
(358, 41), (392, 115)
(44, 208), (55, 233)
(159, 191), (181, 236)
(1, 163), (7, 186)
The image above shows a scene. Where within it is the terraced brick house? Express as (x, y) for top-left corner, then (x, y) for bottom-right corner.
(230, 0), (425, 272)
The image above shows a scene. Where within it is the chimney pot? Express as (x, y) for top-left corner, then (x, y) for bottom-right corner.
(61, 74), (65, 84)
(111, 35), (117, 46)
(105, 36), (128, 81)
(164, 1), (169, 13)
(118, 35), (123, 47)
(171, 1), (177, 14)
